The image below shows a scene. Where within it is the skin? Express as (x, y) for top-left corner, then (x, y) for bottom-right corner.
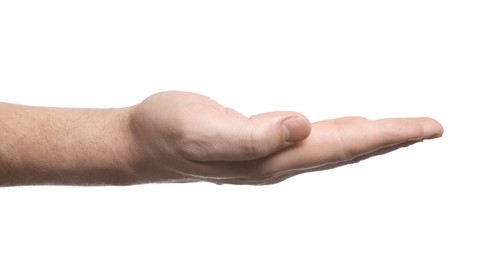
(0, 91), (443, 186)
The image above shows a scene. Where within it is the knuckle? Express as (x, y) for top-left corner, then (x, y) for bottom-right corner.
(248, 142), (269, 159)
(335, 116), (368, 124)
(245, 127), (272, 158)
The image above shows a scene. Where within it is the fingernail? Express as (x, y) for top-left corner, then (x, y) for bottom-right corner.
(282, 116), (310, 142)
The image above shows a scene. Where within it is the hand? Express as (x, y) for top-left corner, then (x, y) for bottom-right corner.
(128, 91), (443, 185)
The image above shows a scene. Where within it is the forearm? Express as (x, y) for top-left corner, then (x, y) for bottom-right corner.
(0, 102), (140, 186)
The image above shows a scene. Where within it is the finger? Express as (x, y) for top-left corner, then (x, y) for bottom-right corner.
(250, 140), (422, 185)
(258, 117), (443, 175)
(180, 111), (312, 161)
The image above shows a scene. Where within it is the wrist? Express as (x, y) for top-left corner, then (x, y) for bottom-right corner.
(126, 102), (198, 184)
(103, 106), (142, 185)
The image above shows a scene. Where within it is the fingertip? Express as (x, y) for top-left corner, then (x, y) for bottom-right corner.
(281, 115), (312, 142)
(420, 117), (444, 139)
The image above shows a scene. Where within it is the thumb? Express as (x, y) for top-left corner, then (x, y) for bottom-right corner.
(184, 112), (311, 161)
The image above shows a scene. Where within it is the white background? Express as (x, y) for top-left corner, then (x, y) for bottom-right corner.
(0, 0), (486, 259)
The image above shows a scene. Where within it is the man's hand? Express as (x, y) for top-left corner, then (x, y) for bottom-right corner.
(0, 91), (443, 186)
(128, 91), (443, 185)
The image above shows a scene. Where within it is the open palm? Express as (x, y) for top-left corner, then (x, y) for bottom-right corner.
(130, 91), (443, 185)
